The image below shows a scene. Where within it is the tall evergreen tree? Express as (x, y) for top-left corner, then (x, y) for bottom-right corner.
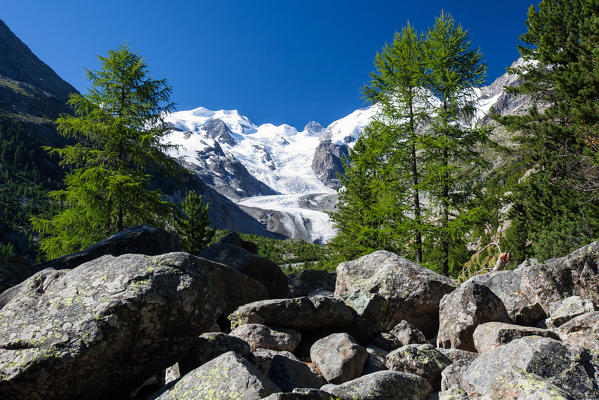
(421, 11), (490, 275)
(328, 121), (408, 261)
(362, 23), (428, 262)
(32, 44), (180, 259)
(174, 190), (215, 254)
(497, 0), (599, 261)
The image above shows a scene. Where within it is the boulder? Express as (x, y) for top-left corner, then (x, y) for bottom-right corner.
(217, 231), (258, 254)
(390, 320), (428, 346)
(433, 387), (470, 400)
(178, 332), (252, 375)
(467, 241), (599, 325)
(556, 311), (599, 351)
(370, 332), (402, 352)
(334, 250), (456, 336)
(385, 344), (452, 390)
(435, 348), (478, 364)
(266, 354), (326, 392)
(440, 359), (471, 392)
(0, 252), (226, 400)
(486, 367), (575, 400)
(363, 346), (388, 375)
(546, 295), (595, 328)
(309, 333), (368, 384)
(287, 269), (336, 298)
(320, 370), (433, 400)
(37, 225), (180, 271)
(200, 242), (288, 298)
(231, 323), (301, 352)
(229, 296), (355, 331)
(261, 388), (333, 400)
(437, 281), (511, 351)
(0, 225), (182, 305)
(473, 321), (560, 354)
(251, 349), (298, 375)
(151, 351), (280, 400)
(461, 336), (599, 399)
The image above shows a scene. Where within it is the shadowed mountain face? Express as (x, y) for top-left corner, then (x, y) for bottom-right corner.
(0, 19), (77, 103)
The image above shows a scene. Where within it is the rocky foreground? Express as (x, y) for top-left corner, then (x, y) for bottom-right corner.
(0, 226), (597, 399)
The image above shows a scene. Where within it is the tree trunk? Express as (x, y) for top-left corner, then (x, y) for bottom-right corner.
(409, 100), (423, 263)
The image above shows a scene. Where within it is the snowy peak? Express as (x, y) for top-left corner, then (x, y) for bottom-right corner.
(303, 121), (324, 135)
(322, 107), (378, 145)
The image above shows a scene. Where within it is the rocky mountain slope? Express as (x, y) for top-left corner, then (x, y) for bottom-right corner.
(166, 62), (528, 243)
(0, 226), (596, 399)
(0, 19), (277, 249)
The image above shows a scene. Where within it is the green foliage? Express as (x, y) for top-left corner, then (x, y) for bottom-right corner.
(31, 44), (181, 259)
(420, 11), (491, 275)
(174, 191), (215, 254)
(0, 113), (64, 259)
(496, 0), (599, 262)
(210, 230), (327, 268)
(330, 12), (491, 276)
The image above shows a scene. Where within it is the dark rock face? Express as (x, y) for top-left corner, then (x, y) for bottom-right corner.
(251, 348), (298, 375)
(461, 336), (599, 399)
(335, 250), (457, 336)
(151, 351), (281, 400)
(311, 139), (349, 189)
(230, 323), (301, 352)
(200, 242), (288, 298)
(320, 370), (433, 400)
(37, 225), (180, 271)
(472, 322), (560, 354)
(0, 19), (76, 101)
(437, 281), (511, 352)
(385, 344), (452, 390)
(266, 354), (326, 392)
(0, 253), (227, 400)
(287, 270), (336, 298)
(218, 232), (259, 254)
(183, 139), (277, 201)
(202, 118), (236, 145)
(370, 332), (402, 352)
(262, 388), (333, 400)
(178, 332), (252, 375)
(390, 320), (428, 346)
(310, 333), (368, 384)
(229, 296), (355, 331)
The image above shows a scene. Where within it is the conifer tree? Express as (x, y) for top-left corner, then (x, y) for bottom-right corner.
(497, 0), (599, 261)
(32, 44), (180, 259)
(362, 23), (428, 262)
(328, 122), (408, 261)
(174, 190), (215, 254)
(421, 11), (490, 275)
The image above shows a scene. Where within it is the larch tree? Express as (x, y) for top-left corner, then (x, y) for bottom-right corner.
(32, 44), (181, 259)
(361, 23), (429, 263)
(421, 11), (490, 275)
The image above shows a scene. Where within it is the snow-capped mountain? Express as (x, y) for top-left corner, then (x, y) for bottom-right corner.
(164, 105), (375, 243)
(165, 60), (526, 243)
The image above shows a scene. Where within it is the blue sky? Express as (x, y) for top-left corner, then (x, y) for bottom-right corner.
(3, 0), (532, 129)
